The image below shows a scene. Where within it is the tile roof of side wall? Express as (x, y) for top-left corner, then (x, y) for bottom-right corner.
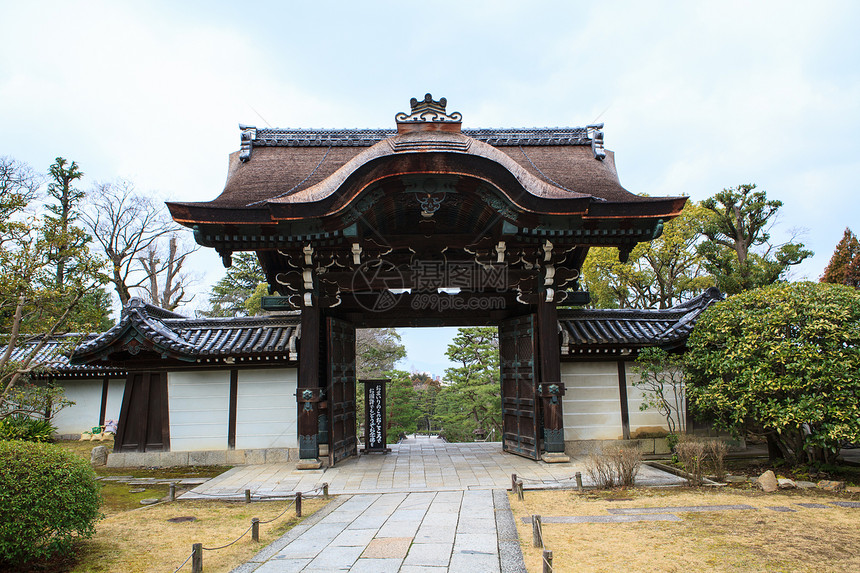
(7, 290), (722, 375)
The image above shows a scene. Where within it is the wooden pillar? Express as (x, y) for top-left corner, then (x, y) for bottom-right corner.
(297, 306), (321, 461)
(537, 298), (565, 453)
(228, 369), (238, 449)
(617, 361), (631, 440)
(99, 375), (110, 426)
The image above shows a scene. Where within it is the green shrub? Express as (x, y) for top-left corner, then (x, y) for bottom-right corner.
(0, 414), (56, 442)
(0, 440), (102, 566)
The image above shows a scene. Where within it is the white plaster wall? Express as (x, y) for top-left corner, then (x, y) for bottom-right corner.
(236, 368), (297, 450)
(52, 379), (104, 434)
(168, 370), (230, 452)
(561, 361), (623, 441)
(625, 367), (686, 436)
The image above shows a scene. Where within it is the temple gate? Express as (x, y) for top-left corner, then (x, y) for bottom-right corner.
(167, 94), (685, 466)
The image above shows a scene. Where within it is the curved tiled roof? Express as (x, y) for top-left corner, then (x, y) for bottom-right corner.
(72, 298), (300, 364)
(558, 287), (722, 353)
(3, 334), (125, 377)
(10, 290), (719, 374)
(167, 122), (684, 225)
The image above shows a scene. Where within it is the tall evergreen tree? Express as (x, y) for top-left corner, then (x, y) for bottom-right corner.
(43, 158), (85, 290)
(581, 201), (714, 308)
(698, 184), (812, 295)
(384, 370), (419, 442)
(821, 228), (860, 287)
(1, 158), (106, 408)
(41, 158), (110, 330)
(204, 252), (267, 317)
(436, 327), (501, 442)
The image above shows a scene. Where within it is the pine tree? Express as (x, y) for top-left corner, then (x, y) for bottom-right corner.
(698, 184), (812, 294)
(204, 252), (267, 316)
(821, 228), (860, 287)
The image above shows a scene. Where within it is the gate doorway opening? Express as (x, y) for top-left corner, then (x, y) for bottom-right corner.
(355, 326), (503, 451)
(307, 304), (559, 468)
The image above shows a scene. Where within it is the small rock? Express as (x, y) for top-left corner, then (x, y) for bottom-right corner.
(817, 480), (846, 492)
(757, 470), (779, 492)
(795, 481), (817, 489)
(846, 486), (860, 494)
(777, 478), (796, 489)
(725, 475), (748, 484)
(129, 488), (146, 493)
(90, 446), (109, 467)
(140, 498), (161, 505)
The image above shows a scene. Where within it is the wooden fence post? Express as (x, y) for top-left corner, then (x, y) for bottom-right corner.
(296, 491), (302, 517)
(191, 543), (202, 573)
(323, 482), (329, 497)
(252, 518), (260, 542)
(543, 549), (553, 573)
(575, 471), (583, 491)
(517, 480), (525, 501)
(512, 473), (518, 491)
(245, 489), (251, 504)
(532, 514), (543, 547)
(169, 483), (176, 502)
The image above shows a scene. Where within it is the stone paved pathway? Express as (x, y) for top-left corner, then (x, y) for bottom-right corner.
(210, 438), (685, 572)
(184, 439), (683, 500)
(233, 489), (522, 572)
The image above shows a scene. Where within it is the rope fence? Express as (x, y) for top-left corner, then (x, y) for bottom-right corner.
(511, 471), (585, 491)
(512, 473), (558, 572)
(170, 483), (328, 573)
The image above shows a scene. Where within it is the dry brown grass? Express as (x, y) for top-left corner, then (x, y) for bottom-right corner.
(67, 496), (331, 573)
(510, 488), (860, 573)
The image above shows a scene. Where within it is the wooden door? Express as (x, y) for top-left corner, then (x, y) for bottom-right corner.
(115, 371), (170, 452)
(499, 315), (541, 459)
(326, 317), (357, 465)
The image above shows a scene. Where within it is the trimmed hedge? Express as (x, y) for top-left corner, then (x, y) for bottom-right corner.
(0, 440), (102, 566)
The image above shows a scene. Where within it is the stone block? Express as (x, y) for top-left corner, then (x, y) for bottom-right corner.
(225, 449), (247, 465)
(296, 459), (323, 470)
(541, 452), (570, 463)
(188, 450), (227, 467)
(817, 480), (846, 492)
(757, 470), (778, 492)
(634, 439), (656, 455)
(159, 452), (189, 467)
(654, 438), (672, 455)
(114, 452), (148, 468)
(795, 480), (817, 489)
(564, 439), (617, 456)
(244, 449), (266, 465)
(266, 448), (290, 463)
(90, 446), (109, 466)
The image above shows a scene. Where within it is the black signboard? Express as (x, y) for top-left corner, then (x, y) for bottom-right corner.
(361, 379), (390, 453)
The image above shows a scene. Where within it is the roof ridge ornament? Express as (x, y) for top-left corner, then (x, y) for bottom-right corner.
(587, 123), (606, 161)
(396, 94), (462, 134)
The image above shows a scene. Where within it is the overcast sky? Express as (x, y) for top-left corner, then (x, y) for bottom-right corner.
(2, 1), (858, 376)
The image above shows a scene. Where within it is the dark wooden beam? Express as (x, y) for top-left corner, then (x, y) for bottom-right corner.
(158, 372), (170, 452)
(617, 361), (631, 440)
(298, 306), (321, 460)
(228, 369), (238, 449)
(537, 298), (565, 453)
(99, 375), (110, 426)
(138, 373), (151, 453)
